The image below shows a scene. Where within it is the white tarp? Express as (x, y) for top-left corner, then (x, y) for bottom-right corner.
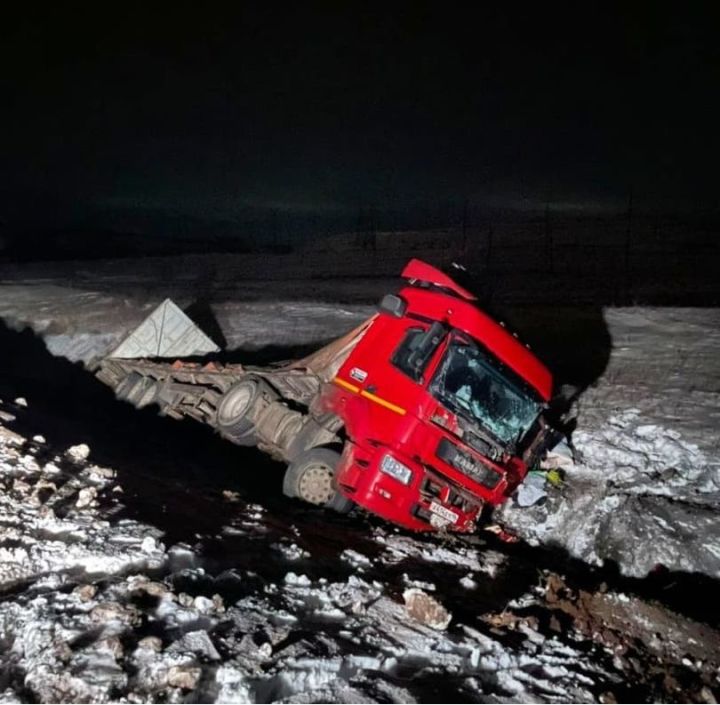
(109, 299), (220, 359)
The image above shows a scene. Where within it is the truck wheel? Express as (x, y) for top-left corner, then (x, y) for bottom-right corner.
(215, 378), (259, 445)
(283, 448), (353, 514)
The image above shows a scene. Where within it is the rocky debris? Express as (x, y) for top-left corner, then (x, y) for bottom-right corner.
(87, 464), (115, 481)
(43, 461), (61, 474)
(0, 424), (164, 587)
(12, 477), (31, 494)
(543, 573), (720, 667)
(167, 664), (202, 690)
(97, 636), (125, 659)
(13, 397), (28, 407)
(459, 573), (478, 589)
(138, 636), (164, 652)
(65, 443), (90, 463)
(341, 548), (373, 569)
(0, 409), (173, 700)
(193, 594), (216, 613)
(90, 601), (140, 626)
(130, 646), (202, 695)
(701, 686), (718, 704)
(141, 535), (159, 553)
(169, 630), (221, 661)
(75, 486), (97, 508)
(128, 577), (173, 600)
(74, 584), (97, 601)
(402, 588), (452, 630)
(274, 541), (310, 561)
(212, 593), (226, 613)
(482, 610), (540, 635)
(178, 592), (194, 607)
(0, 409), (17, 423)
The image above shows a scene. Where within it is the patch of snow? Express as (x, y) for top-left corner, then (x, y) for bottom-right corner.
(500, 407), (720, 577)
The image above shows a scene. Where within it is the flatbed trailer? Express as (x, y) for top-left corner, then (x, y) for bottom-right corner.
(96, 317), (371, 463)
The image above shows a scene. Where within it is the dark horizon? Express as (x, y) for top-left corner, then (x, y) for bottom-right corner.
(2, 4), (720, 254)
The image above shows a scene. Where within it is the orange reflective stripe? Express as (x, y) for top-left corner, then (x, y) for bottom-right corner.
(333, 376), (360, 393)
(332, 377), (406, 415)
(360, 390), (406, 415)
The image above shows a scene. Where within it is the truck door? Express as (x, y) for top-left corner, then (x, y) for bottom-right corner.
(334, 316), (447, 446)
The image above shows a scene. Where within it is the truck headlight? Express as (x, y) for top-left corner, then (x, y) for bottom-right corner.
(380, 454), (413, 485)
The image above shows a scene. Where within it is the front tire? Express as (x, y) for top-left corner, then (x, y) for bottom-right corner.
(283, 448), (353, 514)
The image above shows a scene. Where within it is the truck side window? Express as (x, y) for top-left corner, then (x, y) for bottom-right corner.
(393, 321), (449, 382)
(391, 327), (426, 381)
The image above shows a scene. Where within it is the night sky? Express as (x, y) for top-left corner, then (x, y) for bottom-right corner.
(1, 4), (719, 241)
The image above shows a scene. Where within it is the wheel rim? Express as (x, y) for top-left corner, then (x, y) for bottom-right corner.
(297, 463), (335, 505)
(219, 384), (253, 424)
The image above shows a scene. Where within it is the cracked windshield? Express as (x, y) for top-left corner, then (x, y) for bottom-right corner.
(431, 339), (542, 444)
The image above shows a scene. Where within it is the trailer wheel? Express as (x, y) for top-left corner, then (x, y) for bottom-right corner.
(127, 378), (160, 409)
(283, 448), (353, 514)
(215, 378), (259, 445)
(115, 372), (142, 401)
(115, 373), (158, 409)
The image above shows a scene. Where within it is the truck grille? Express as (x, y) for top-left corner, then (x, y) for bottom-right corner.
(421, 477), (442, 498)
(436, 438), (501, 490)
(420, 475), (476, 513)
(464, 430), (502, 461)
(455, 417), (503, 461)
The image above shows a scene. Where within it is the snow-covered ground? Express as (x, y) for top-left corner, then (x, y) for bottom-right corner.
(1, 270), (719, 702)
(0, 284), (374, 363)
(499, 308), (720, 579)
(2, 398), (718, 703)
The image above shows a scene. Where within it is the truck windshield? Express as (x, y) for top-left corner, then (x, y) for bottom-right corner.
(430, 338), (542, 446)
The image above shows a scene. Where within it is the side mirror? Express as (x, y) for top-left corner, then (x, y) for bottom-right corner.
(546, 384), (579, 424)
(549, 384), (578, 407)
(378, 294), (407, 318)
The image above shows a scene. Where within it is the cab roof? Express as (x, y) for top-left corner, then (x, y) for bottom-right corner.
(400, 260), (553, 400)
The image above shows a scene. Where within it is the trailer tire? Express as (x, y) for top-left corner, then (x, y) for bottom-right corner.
(115, 372), (142, 401)
(215, 378), (259, 445)
(283, 448), (353, 514)
(127, 378), (160, 409)
(115, 373), (157, 408)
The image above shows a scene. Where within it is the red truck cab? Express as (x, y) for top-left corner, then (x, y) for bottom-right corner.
(319, 259), (553, 532)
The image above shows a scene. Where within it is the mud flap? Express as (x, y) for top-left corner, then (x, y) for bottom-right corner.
(108, 299), (220, 359)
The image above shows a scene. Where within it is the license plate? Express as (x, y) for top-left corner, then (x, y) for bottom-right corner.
(429, 501), (459, 525)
